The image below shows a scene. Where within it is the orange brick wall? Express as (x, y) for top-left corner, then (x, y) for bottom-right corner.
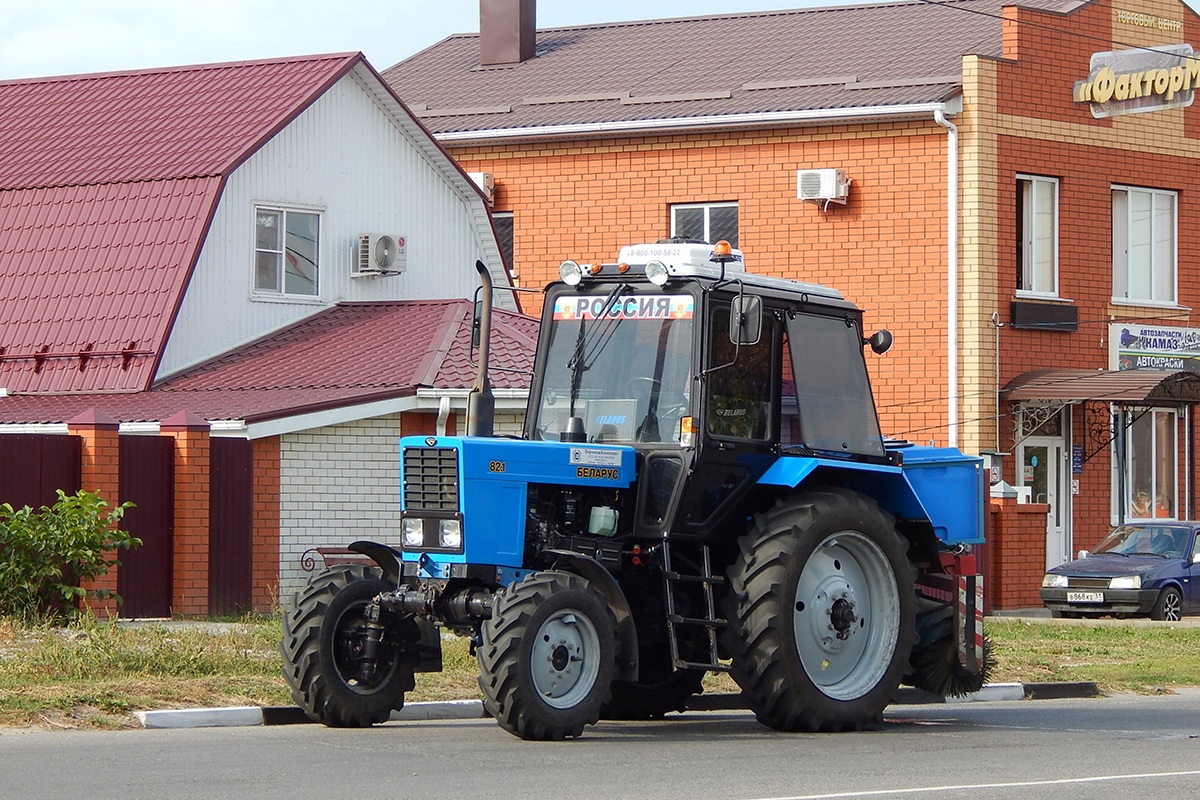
(451, 122), (953, 445)
(251, 437), (281, 612)
(988, 499), (1051, 609)
(67, 415), (121, 617)
(163, 425), (210, 616)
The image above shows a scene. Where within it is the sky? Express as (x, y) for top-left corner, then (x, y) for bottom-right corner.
(0, 0), (877, 81)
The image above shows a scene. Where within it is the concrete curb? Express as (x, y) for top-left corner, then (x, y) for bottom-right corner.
(136, 682), (1100, 729)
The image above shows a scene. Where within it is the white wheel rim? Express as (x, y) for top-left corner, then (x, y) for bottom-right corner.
(793, 531), (901, 701)
(531, 609), (602, 709)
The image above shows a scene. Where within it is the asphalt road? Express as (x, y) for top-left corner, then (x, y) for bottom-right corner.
(2, 691), (1198, 800)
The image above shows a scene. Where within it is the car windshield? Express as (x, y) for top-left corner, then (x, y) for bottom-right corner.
(1092, 525), (1191, 559)
(531, 286), (695, 444)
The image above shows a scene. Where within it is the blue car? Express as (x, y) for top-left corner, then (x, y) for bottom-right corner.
(1040, 523), (1200, 621)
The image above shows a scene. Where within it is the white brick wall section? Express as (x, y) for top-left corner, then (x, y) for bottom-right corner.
(278, 410), (524, 601)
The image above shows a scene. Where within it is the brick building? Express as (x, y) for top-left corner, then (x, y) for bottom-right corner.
(386, 0), (1200, 607)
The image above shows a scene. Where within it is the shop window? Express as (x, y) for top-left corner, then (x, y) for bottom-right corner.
(671, 202), (738, 247)
(1016, 175), (1058, 296)
(1112, 186), (1176, 305)
(493, 211), (514, 272)
(254, 206), (320, 297)
(1127, 408), (1178, 520)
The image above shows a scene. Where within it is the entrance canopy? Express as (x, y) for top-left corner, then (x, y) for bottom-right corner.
(1003, 369), (1200, 404)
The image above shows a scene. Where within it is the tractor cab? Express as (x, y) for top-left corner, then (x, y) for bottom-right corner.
(525, 240), (891, 538)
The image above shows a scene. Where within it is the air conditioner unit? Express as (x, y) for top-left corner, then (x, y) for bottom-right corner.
(468, 171), (495, 206)
(354, 233), (406, 277)
(796, 168), (850, 205)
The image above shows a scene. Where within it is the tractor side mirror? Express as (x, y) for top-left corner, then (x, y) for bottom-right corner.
(865, 329), (893, 355)
(729, 294), (762, 346)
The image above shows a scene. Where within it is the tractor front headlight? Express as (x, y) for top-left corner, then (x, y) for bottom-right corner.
(558, 260), (583, 286)
(439, 519), (462, 549)
(402, 518), (425, 548)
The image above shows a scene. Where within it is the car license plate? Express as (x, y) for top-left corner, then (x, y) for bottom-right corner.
(1067, 591), (1104, 603)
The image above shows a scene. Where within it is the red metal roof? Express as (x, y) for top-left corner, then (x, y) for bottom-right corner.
(0, 300), (539, 425)
(0, 179), (221, 392)
(0, 54), (358, 189)
(0, 54), (361, 395)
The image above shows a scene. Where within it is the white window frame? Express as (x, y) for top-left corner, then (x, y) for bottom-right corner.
(1112, 185), (1177, 305)
(1123, 407), (1180, 521)
(670, 202), (738, 247)
(1016, 175), (1059, 297)
(253, 204), (322, 299)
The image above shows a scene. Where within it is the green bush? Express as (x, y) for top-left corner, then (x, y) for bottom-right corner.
(0, 490), (138, 621)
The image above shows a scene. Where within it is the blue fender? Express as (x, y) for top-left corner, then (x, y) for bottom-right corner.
(757, 448), (985, 545)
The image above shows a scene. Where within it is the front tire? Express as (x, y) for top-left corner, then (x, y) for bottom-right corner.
(281, 565), (416, 727)
(1151, 586), (1183, 621)
(722, 490), (916, 731)
(477, 571), (617, 740)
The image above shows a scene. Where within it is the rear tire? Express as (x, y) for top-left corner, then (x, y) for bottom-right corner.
(281, 565), (415, 727)
(477, 571), (617, 740)
(722, 490), (916, 731)
(1151, 586), (1183, 621)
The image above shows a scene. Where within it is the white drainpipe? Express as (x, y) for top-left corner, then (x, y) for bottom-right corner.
(934, 107), (959, 448)
(436, 394), (452, 436)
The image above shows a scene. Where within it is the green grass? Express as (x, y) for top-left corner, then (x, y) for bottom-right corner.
(986, 619), (1200, 693)
(2, 616), (1199, 729)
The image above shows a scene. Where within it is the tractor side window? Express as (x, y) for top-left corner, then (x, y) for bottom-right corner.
(786, 312), (885, 457)
(705, 304), (774, 441)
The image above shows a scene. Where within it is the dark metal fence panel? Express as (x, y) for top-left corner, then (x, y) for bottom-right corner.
(117, 436), (174, 618)
(209, 437), (253, 617)
(0, 434), (81, 510)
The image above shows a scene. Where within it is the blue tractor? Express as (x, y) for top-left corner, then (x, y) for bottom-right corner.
(281, 241), (988, 740)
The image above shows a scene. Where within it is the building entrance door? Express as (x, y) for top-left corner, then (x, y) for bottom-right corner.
(1020, 436), (1070, 569)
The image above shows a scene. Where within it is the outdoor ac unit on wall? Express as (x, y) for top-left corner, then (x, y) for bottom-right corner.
(468, 171), (495, 206)
(796, 168), (850, 207)
(354, 233), (406, 277)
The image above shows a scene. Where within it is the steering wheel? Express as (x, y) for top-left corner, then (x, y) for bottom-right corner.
(626, 377), (689, 421)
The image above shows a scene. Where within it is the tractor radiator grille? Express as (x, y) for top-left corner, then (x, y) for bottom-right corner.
(402, 447), (460, 512)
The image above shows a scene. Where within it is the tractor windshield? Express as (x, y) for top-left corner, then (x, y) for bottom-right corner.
(530, 286), (696, 444)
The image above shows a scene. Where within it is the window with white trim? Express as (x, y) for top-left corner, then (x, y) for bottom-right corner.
(1016, 175), (1058, 296)
(671, 202), (738, 247)
(254, 206), (320, 297)
(1127, 408), (1178, 520)
(1112, 186), (1176, 304)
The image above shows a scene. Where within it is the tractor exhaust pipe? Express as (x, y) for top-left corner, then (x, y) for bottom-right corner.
(468, 260), (495, 437)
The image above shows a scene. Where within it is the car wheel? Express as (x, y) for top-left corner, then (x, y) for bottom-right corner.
(1151, 587), (1183, 622)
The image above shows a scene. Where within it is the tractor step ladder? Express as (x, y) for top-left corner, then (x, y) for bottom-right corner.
(662, 541), (730, 672)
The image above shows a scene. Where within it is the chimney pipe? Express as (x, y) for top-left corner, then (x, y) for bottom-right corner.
(479, 0), (536, 66)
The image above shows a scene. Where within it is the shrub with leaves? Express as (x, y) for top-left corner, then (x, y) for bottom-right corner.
(0, 490), (138, 621)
